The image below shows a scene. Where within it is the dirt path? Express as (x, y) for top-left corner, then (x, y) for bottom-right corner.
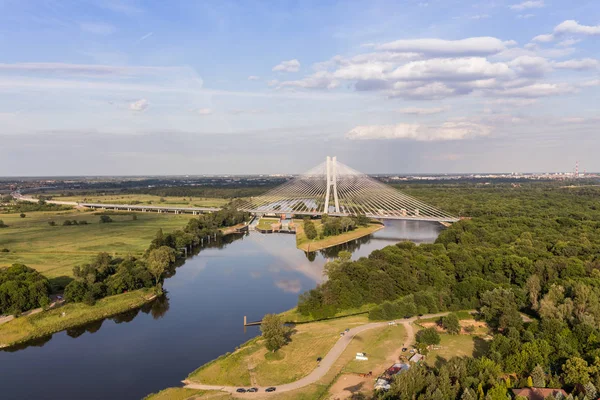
(183, 312), (451, 396)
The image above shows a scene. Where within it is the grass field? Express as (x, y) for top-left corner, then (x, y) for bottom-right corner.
(0, 210), (195, 279)
(256, 218), (280, 231)
(425, 334), (488, 366)
(0, 288), (154, 347)
(343, 324), (406, 374)
(295, 220), (384, 252)
(279, 304), (373, 323)
(52, 194), (229, 208)
(188, 315), (370, 387)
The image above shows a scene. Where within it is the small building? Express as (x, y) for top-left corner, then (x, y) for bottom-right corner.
(512, 388), (568, 400)
(409, 353), (424, 363)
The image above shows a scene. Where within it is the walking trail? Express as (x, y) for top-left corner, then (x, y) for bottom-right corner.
(183, 312), (452, 396)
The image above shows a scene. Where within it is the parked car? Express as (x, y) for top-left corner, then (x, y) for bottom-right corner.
(345, 328), (350, 332)
(247, 387), (258, 392)
(402, 347), (408, 352)
(236, 388), (247, 393)
(317, 357), (322, 362)
(265, 387), (277, 392)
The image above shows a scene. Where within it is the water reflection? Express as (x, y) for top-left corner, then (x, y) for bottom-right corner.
(0, 220), (442, 400)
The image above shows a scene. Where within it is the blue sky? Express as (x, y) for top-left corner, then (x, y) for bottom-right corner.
(0, 0), (599, 175)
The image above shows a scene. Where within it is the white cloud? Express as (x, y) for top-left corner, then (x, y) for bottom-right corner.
(554, 20), (600, 36)
(508, 55), (551, 77)
(554, 58), (599, 70)
(277, 71), (339, 89)
(532, 34), (554, 43)
(247, 75), (260, 81)
(580, 79), (600, 87)
(197, 108), (213, 115)
(390, 82), (456, 100)
(79, 22), (116, 35)
(129, 99), (149, 112)
(509, 1), (544, 11)
(375, 37), (508, 56)
(398, 106), (448, 115)
(346, 120), (491, 141)
(389, 57), (512, 81)
(486, 98), (538, 107)
(557, 38), (581, 47)
(272, 59), (301, 73)
(517, 14), (535, 19)
(494, 83), (576, 98)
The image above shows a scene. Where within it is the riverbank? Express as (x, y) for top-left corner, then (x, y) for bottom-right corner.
(0, 288), (156, 348)
(296, 221), (384, 252)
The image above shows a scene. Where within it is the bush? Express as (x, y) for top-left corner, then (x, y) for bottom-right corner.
(416, 327), (441, 346)
(441, 313), (461, 334)
(48, 221), (56, 226)
(20, 213), (26, 218)
(0, 264), (51, 315)
(1, 248), (9, 252)
(78, 220), (88, 225)
(0, 220), (7, 228)
(304, 219), (318, 240)
(63, 220), (73, 226)
(99, 215), (113, 223)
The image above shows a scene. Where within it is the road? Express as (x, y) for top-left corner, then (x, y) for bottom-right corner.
(183, 312), (452, 396)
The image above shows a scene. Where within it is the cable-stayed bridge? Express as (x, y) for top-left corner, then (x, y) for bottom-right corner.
(14, 156), (458, 223)
(238, 156), (458, 223)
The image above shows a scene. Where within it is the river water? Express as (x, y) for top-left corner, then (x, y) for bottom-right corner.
(0, 220), (442, 400)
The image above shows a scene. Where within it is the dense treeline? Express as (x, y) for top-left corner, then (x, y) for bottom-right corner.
(128, 185), (277, 199)
(0, 264), (51, 314)
(297, 183), (600, 398)
(2, 200), (71, 214)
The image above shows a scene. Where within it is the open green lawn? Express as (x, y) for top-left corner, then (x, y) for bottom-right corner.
(256, 218), (280, 230)
(425, 334), (489, 366)
(0, 288), (154, 347)
(295, 220), (384, 252)
(52, 194), (229, 208)
(0, 210), (194, 278)
(188, 315), (370, 387)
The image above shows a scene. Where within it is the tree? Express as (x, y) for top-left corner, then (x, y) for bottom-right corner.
(441, 313), (461, 334)
(99, 215), (113, 223)
(563, 357), (590, 386)
(146, 246), (176, 290)
(48, 221), (56, 226)
(531, 365), (546, 388)
(526, 376), (533, 387)
(260, 313), (290, 352)
(19, 213), (26, 218)
(303, 219), (318, 240)
(480, 288), (523, 331)
(416, 327), (441, 346)
(526, 275), (541, 310)
(0, 220), (7, 228)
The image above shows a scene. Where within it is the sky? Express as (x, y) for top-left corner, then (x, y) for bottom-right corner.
(0, 0), (599, 176)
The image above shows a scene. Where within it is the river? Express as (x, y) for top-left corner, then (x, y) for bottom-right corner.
(0, 220), (442, 400)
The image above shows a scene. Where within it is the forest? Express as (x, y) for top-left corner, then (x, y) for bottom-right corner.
(297, 182), (600, 399)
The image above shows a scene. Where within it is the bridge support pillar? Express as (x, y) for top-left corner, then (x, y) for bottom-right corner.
(323, 156), (340, 214)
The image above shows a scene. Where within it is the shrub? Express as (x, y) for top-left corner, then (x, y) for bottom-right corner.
(20, 213), (26, 218)
(63, 220), (73, 226)
(0, 220), (7, 228)
(78, 220), (88, 225)
(48, 221), (56, 226)
(416, 327), (441, 346)
(99, 215), (113, 223)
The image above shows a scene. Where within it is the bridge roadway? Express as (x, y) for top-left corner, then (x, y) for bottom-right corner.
(13, 194), (458, 222)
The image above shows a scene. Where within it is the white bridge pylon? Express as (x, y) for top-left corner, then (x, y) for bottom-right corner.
(239, 156), (459, 223)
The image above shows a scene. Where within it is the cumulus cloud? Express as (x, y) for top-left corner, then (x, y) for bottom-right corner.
(276, 71), (339, 90)
(508, 55), (551, 77)
(375, 37), (508, 56)
(554, 58), (599, 70)
(532, 20), (600, 43)
(509, 1), (544, 11)
(197, 108), (213, 115)
(398, 106), (448, 115)
(346, 120), (491, 141)
(580, 79), (600, 87)
(129, 99), (149, 112)
(389, 57), (512, 81)
(247, 75), (260, 81)
(272, 59), (301, 73)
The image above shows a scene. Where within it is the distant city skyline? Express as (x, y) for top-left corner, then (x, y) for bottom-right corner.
(0, 0), (599, 176)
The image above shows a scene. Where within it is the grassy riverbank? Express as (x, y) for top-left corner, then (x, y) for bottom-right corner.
(295, 220), (383, 252)
(187, 315), (370, 387)
(256, 218), (280, 230)
(0, 288), (155, 347)
(0, 210), (194, 279)
(144, 388), (229, 400)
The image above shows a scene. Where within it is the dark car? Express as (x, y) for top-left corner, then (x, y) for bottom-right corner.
(247, 387), (258, 392)
(403, 315), (411, 319)
(236, 388), (247, 393)
(402, 347), (408, 352)
(265, 387), (277, 392)
(317, 357), (322, 362)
